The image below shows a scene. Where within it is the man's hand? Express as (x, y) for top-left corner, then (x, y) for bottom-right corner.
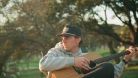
(74, 57), (91, 70)
(124, 46), (138, 62)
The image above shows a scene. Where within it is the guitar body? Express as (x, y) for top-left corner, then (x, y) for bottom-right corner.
(52, 52), (102, 78)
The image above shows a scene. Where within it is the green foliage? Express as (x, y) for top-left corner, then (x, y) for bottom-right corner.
(97, 49), (110, 55)
(0, 0), (9, 7)
(121, 66), (138, 78)
(19, 69), (45, 78)
(0, 0), (138, 76)
(52, 0), (138, 45)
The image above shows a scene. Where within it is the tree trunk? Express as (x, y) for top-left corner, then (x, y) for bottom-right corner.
(107, 38), (120, 64)
(0, 63), (3, 76)
(134, 32), (138, 46)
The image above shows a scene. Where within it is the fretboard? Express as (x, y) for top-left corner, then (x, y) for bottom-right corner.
(94, 51), (130, 64)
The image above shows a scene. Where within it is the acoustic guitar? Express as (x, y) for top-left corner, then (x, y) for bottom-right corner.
(52, 51), (130, 78)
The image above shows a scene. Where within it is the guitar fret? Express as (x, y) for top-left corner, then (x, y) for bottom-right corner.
(94, 60), (98, 64)
(102, 57), (108, 62)
(94, 51), (130, 64)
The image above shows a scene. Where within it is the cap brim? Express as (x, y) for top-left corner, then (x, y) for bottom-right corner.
(56, 34), (75, 36)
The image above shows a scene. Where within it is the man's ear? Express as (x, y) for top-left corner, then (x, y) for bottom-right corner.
(76, 37), (81, 43)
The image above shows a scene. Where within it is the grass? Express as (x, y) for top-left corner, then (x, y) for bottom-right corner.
(121, 66), (138, 78)
(97, 49), (138, 78)
(19, 69), (45, 78)
(16, 61), (39, 68)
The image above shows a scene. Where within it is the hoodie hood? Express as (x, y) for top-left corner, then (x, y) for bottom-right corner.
(54, 42), (84, 56)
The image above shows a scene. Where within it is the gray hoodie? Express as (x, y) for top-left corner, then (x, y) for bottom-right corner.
(39, 42), (126, 78)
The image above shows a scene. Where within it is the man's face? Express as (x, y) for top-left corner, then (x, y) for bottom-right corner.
(62, 36), (81, 52)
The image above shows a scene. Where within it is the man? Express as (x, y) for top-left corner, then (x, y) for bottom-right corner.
(39, 24), (138, 78)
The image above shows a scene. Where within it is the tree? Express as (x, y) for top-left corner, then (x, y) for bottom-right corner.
(0, 0), (61, 76)
(43, 0), (138, 63)
(104, 0), (138, 45)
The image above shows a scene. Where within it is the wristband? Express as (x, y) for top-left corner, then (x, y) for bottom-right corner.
(122, 59), (128, 64)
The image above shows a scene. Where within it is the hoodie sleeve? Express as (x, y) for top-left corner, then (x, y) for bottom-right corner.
(39, 48), (74, 72)
(114, 61), (126, 78)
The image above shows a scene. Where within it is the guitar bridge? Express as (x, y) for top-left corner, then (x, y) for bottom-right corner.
(72, 66), (82, 74)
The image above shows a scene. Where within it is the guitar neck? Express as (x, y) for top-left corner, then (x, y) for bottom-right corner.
(94, 51), (130, 64)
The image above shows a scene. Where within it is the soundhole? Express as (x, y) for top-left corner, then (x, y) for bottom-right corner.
(89, 60), (97, 68)
(81, 60), (97, 74)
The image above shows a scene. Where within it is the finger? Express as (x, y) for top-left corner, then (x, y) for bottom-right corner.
(129, 49), (134, 53)
(135, 47), (138, 55)
(81, 63), (87, 70)
(127, 48), (135, 52)
(84, 58), (90, 64)
(135, 47), (138, 51)
(129, 46), (133, 49)
(129, 50), (135, 56)
(85, 64), (91, 69)
(83, 64), (91, 70)
(131, 48), (136, 52)
(82, 59), (87, 65)
(83, 65), (89, 70)
(82, 58), (89, 65)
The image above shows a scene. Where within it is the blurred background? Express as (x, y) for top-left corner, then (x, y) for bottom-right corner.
(0, 0), (138, 78)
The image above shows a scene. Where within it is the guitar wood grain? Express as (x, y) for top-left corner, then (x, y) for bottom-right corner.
(52, 52), (102, 78)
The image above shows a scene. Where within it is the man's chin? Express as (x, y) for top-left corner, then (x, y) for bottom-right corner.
(64, 48), (70, 52)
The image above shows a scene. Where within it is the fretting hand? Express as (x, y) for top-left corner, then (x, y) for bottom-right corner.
(124, 46), (138, 62)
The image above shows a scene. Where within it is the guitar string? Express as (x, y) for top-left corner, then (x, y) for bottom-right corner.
(99, 52), (125, 63)
(94, 51), (129, 64)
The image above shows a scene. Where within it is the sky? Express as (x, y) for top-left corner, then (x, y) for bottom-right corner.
(98, 9), (123, 25)
(88, 5), (136, 26)
(0, 14), (7, 26)
(0, 0), (25, 26)
(0, 10), (124, 26)
(0, 1), (135, 26)
(0, 0), (14, 26)
(93, 5), (124, 25)
(83, 6), (124, 26)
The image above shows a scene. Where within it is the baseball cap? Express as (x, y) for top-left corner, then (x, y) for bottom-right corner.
(57, 25), (82, 37)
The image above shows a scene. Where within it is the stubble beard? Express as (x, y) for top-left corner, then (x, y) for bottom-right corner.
(64, 47), (71, 52)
